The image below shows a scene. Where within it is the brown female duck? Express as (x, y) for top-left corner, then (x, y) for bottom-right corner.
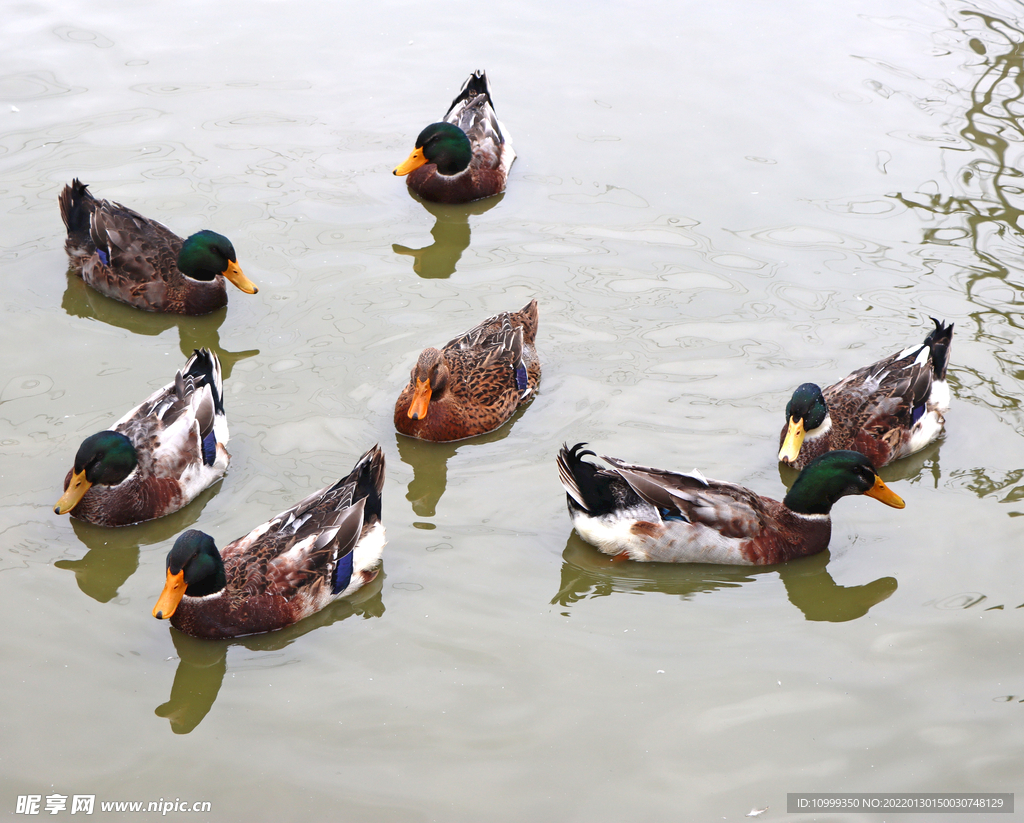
(395, 300), (540, 441)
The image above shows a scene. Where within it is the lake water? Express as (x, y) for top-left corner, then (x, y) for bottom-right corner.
(2, 0), (1023, 820)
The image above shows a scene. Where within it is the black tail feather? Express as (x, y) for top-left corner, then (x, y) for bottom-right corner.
(445, 70), (492, 118)
(556, 442), (617, 516)
(925, 318), (954, 380)
(59, 178), (95, 237)
(347, 444), (385, 524)
(183, 349), (225, 414)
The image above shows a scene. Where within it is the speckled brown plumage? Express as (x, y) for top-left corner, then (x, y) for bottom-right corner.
(163, 445), (386, 639)
(395, 300), (540, 442)
(59, 179), (251, 315)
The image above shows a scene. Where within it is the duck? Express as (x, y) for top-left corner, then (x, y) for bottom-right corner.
(152, 445), (386, 639)
(54, 349), (229, 527)
(393, 71), (515, 204)
(779, 318), (954, 470)
(59, 179), (258, 315)
(556, 443), (904, 565)
(395, 299), (540, 442)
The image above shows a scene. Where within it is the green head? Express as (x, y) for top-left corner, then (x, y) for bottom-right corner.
(779, 382), (828, 463)
(54, 430), (138, 515)
(76, 430), (137, 484)
(177, 230), (258, 294)
(783, 450), (905, 515)
(394, 123), (473, 177)
(786, 383), (828, 430)
(152, 530), (226, 620)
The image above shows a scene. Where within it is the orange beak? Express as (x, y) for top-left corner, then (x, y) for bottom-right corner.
(54, 469), (91, 515)
(864, 475), (905, 509)
(222, 260), (258, 294)
(394, 147), (428, 176)
(153, 568), (187, 620)
(407, 378), (432, 420)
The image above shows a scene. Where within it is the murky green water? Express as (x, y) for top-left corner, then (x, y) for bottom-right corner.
(2, 0), (1023, 820)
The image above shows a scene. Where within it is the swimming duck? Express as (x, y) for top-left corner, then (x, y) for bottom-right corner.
(153, 445), (386, 639)
(59, 179), (258, 315)
(54, 349), (229, 527)
(556, 443), (904, 565)
(779, 319), (954, 470)
(395, 300), (540, 442)
(393, 71), (515, 204)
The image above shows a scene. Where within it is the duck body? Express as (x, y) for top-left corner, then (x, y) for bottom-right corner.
(395, 300), (540, 442)
(153, 445), (386, 639)
(779, 319), (954, 470)
(55, 349), (229, 527)
(556, 444), (904, 565)
(59, 179), (257, 315)
(394, 71), (515, 204)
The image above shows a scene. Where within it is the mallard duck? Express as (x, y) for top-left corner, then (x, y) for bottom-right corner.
(556, 443), (904, 565)
(393, 71), (515, 204)
(395, 299), (540, 441)
(54, 349), (229, 527)
(59, 179), (258, 315)
(152, 445), (386, 639)
(779, 319), (954, 470)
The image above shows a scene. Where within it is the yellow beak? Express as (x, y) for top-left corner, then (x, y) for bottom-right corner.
(153, 569), (187, 620)
(778, 417), (805, 464)
(394, 147), (428, 176)
(54, 469), (91, 515)
(222, 260), (258, 294)
(864, 475), (905, 509)
(407, 378), (432, 420)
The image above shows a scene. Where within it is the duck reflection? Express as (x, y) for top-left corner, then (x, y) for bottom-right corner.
(553, 533), (896, 622)
(394, 416), (527, 520)
(392, 196), (501, 279)
(61, 273), (258, 378)
(155, 573), (385, 734)
(55, 482), (223, 603)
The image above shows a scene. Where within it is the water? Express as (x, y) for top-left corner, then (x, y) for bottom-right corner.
(2, 0), (1023, 819)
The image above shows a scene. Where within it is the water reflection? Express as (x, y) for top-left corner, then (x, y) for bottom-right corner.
(394, 414), (529, 521)
(61, 273), (259, 377)
(392, 196), (501, 279)
(553, 533), (896, 622)
(893, 7), (1024, 428)
(55, 482), (223, 602)
(155, 574), (385, 734)
(395, 434), (459, 520)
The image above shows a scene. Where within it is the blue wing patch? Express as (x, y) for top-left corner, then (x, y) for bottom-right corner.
(201, 430), (217, 466)
(659, 508), (689, 523)
(514, 364), (529, 393)
(96, 249), (110, 267)
(911, 404), (925, 424)
(332, 550), (354, 594)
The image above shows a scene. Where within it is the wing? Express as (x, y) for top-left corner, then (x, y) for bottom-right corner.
(601, 456), (771, 541)
(85, 199), (182, 305)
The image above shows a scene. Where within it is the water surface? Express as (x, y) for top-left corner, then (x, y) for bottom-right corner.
(2, 0), (1023, 820)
